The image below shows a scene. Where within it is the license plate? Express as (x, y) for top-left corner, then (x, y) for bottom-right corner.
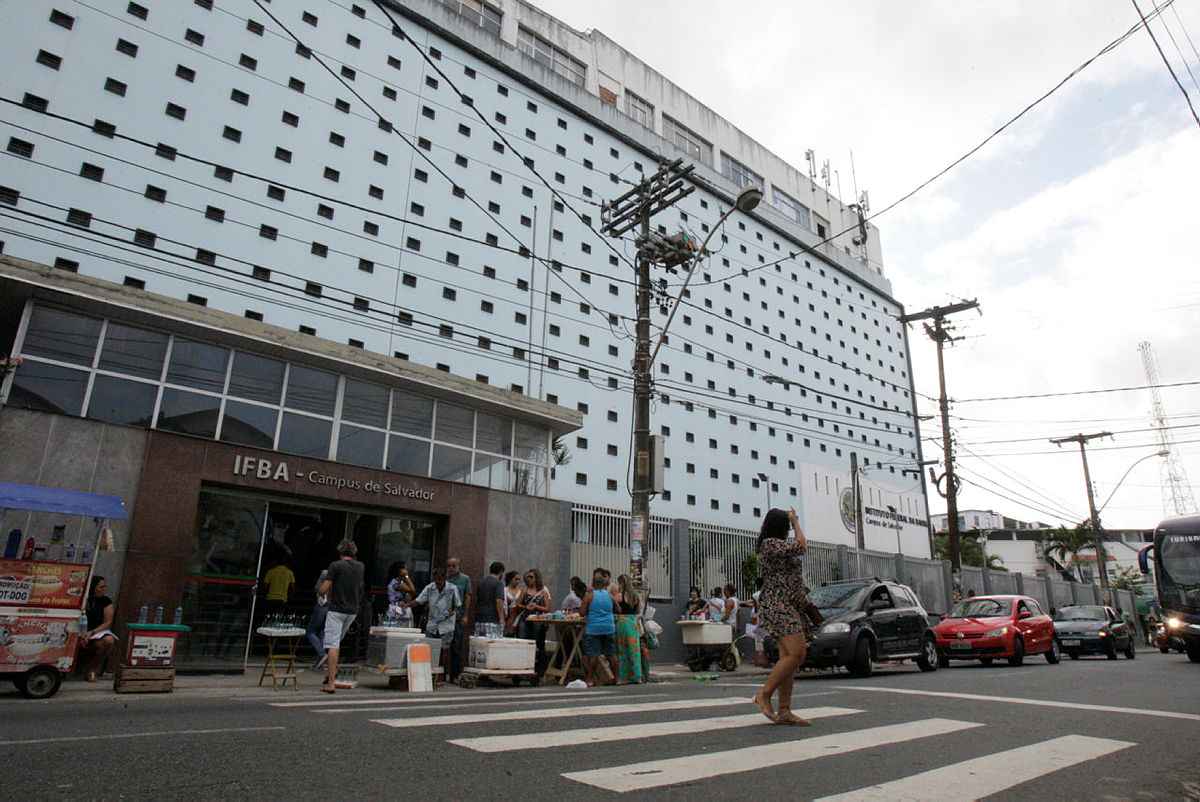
(1061, 639), (1080, 646)
(950, 641), (972, 649)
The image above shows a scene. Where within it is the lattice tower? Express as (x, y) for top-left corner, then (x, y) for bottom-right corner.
(1138, 341), (1197, 516)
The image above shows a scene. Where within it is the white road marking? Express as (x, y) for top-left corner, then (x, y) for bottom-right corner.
(838, 685), (1200, 722)
(372, 695), (750, 728)
(0, 726), (286, 746)
(448, 706), (863, 753)
(272, 688), (622, 708)
(562, 718), (982, 793)
(315, 693), (666, 715)
(815, 734), (1135, 800)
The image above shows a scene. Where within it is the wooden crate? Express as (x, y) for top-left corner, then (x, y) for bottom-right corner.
(113, 664), (175, 694)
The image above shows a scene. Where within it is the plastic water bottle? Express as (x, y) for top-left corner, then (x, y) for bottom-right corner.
(79, 609), (89, 639)
(153, 604), (163, 625)
(138, 603), (148, 623)
(173, 605), (183, 626)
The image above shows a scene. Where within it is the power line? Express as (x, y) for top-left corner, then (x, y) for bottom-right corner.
(952, 378), (1200, 403)
(1130, 0), (1200, 130)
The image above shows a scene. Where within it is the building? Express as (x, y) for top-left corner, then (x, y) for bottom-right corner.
(930, 510), (1152, 582)
(0, 1), (927, 667)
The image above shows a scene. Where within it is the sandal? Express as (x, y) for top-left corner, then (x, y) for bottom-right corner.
(753, 692), (777, 722)
(775, 709), (812, 726)
(321, 686), (336, 694)
(85, 672), (98, 683)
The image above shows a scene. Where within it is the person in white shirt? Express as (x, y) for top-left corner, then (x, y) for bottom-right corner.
(559, 576), (587, 612)
(706, 586), (726, 621)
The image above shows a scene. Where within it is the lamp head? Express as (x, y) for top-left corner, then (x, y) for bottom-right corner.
(735, 186), (763, 212)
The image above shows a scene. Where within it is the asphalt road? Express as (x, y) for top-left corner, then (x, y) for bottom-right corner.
(2, 651), (1197, 800)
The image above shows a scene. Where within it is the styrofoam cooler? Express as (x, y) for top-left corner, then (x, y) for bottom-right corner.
(368, 627), (441, 670)
(680, 621), (733, 646)
(468, 636), (535, 670)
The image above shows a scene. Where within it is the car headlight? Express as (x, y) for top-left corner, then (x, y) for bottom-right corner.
(821, 622), (850, 634)
(1098, 629), (1109, 637)
(986, 627), (1008, 637)
(1167, 617), (1182, 629)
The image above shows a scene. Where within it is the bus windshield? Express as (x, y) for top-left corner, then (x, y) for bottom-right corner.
(1159, 532), (1200, 613)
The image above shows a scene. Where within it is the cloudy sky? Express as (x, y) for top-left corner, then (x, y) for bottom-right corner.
(534, 0), (1200, 532)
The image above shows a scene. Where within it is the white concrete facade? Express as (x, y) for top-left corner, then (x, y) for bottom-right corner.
(0, 0), (925, 545)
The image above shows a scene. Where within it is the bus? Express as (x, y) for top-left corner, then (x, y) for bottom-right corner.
(1140, 514), (1200, 662)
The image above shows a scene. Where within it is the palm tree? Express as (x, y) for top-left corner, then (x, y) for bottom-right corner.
(933, 533), (1004, 569)
(1042, 525), (1095, 581)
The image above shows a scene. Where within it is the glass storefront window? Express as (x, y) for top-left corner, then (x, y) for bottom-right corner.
(475, 413), (511, 456)
(435, 402), (474, 447)
(391, 391), (433, 437)
(87, 375), (157, 426)
(158, 388), (221, 438)
(21, 306), (102, 366)
(7, 361), (88, 415)
(342, 378), (389, 428)
(97, 322), (168, 379)
(220, 400), (278, 449)
(285, 365), (337, 416)
(513, 421), (547, 462)
(386, 434), (430, 476)
(472, 452), (509, 490)
(278, 412), (332, 458)
(338, 423), (385, 468)
(228, 352), (285, 404)
(167, 339), (229, 392)
(431, 443), (472, 482)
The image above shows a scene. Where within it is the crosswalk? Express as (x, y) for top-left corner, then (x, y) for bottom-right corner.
(270, 689), (1136, 797)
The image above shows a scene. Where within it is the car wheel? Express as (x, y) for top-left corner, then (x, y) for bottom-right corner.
(848, 637), (873, 678)
(1068, 651), (1080, 660)
(917, 636), (938, 672)
(1106, 641), (1118, 660)
(1124, 639), (1136, 660)
(1045, 637), (1061, 664)
(937, 652), (950, 669)
(1007, 637), (1025, 667)
(18, 666), (62, 699)
(979, 658), (993, 666)
(1160, 646), (1170, 654)
(1187, 642), (1200, 663)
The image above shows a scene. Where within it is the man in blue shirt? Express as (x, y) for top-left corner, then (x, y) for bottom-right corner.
(410, 568), (460, 677)
(579, 570), (618, 686)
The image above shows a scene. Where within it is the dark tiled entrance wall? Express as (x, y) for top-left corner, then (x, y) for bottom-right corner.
(118, 431), (488, 641)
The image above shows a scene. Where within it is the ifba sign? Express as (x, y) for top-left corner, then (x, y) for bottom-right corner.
(231, 454), (435, 501)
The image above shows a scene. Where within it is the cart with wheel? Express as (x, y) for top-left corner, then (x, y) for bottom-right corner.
(459, 635), (539, 687)
(0, 482), (126, 699)
(678, 620), (742, 672)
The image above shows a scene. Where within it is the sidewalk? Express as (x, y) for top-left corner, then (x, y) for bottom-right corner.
(25, 659), (769, 702)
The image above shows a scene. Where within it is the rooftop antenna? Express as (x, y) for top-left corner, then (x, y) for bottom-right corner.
(805, 149), (817, 180)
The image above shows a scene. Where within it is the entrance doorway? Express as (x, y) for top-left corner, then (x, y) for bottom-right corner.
(180, 490), (438, 671)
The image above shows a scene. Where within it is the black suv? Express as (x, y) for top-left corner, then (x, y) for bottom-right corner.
(804, 578), (939, 677)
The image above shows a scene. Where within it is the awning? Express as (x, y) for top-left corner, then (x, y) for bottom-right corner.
(0, 481), (127, 519)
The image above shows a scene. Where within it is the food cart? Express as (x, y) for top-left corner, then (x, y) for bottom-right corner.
(0, 482), (126, 698)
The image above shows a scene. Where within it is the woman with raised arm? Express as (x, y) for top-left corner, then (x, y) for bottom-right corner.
(753, 507), (813, 725)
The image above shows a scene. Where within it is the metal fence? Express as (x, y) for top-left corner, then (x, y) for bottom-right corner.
(569, 504), (672, 599)
(568, 503), (1143, 623)
(687, 521), (758, 597)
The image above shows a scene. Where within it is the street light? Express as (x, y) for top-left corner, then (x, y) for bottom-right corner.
(1098, 450), (1168, 514)
(648, 185), (762, 369)
(757, 472), (771, 510)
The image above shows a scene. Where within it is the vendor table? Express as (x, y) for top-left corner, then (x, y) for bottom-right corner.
(528, 617), (585, 685)
(255, 626), (305, 691)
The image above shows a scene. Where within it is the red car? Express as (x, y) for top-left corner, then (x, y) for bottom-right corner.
(934, 594), (1060, 667)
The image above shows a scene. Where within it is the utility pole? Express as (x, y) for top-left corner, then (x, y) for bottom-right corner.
(601, 160), (694, 588)
(1051, 432), (1113, 594)
(899, 300), (979, 578)
(850, 452), (864, 550)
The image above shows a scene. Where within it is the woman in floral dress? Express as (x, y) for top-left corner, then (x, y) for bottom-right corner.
(753, 507), (813, 725)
